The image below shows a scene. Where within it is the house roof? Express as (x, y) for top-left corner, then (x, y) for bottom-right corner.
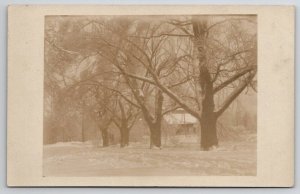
(164, 112), (198, 125)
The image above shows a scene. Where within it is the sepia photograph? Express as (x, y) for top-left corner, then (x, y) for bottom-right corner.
(43, 14), (257, 177)
(6, 3), (296, 187)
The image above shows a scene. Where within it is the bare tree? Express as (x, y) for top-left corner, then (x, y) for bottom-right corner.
(113, 16), (257, 150)
(109, 98), (140, 147)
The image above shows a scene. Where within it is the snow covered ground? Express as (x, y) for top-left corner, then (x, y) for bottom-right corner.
(43, 131), (256, 176)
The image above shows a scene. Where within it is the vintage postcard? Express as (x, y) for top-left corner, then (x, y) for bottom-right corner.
(7, 5), (294, 187)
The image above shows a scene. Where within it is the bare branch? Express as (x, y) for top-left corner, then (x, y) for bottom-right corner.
(213, 66), (256, 94)
(167, 76), (193, 88)
(215, 70), (257, 117)
(94, 81), (141, 109)
(45, 38), (80, 55)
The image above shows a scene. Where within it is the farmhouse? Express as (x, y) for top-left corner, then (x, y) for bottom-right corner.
(164, 108), (199, 135)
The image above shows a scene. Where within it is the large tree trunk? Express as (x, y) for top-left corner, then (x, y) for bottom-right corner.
(149, 90), (163, 149)
(199, 65), (218, 149)
(200, 113), (218, 150)
(118, 101), (131, 148)
(120, 125), (130, 147)
(149, 122), (162, 148)
(193, 18), (218, 150)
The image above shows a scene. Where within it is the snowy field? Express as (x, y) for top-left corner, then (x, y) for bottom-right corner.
(43, 131), (256, 176)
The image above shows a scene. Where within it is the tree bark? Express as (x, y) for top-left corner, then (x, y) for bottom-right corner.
(149, 89), (163, 148)
(120, 125), (130, 147)
(101, 127), (109, 147)
(200, 113), (218, 150)
(192, 18), (219, 150)
(99, 117), (112, 147)
(149, 122), (162, 148)
(118, 100), (130, 148)
(198, 65), (219, 150)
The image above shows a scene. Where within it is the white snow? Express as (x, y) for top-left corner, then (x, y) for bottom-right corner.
(43, 131), (256, 176)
